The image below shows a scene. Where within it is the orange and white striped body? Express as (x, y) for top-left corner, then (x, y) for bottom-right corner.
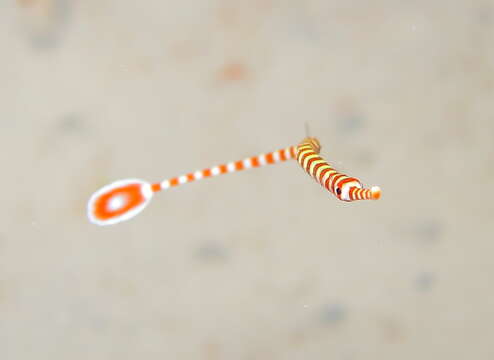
(88, 136), (381, 226)
(296, 137), (381, 202)
(87, 146), (297, 226)
(152, 146), (297, 192)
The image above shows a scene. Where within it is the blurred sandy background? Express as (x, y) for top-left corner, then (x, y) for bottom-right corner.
(1, 0), (494, 359)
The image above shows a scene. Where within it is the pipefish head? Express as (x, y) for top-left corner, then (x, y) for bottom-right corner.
(335, 177), (381, 202)
(344, 184), (381, 201)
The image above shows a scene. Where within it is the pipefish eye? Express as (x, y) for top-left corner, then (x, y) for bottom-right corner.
(336, 188), (341, 195)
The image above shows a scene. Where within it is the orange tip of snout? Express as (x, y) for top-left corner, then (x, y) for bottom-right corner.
(371, 186), (381, 200)
(87, 179), (153, 226)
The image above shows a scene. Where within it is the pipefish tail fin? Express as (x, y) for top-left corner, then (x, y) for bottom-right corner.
(87, 179), (154, 226)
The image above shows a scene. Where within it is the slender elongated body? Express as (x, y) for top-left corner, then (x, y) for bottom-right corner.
(296, 137), (381, 201)
(87, 146), (297, 225)
(87, 137), (380, 226)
